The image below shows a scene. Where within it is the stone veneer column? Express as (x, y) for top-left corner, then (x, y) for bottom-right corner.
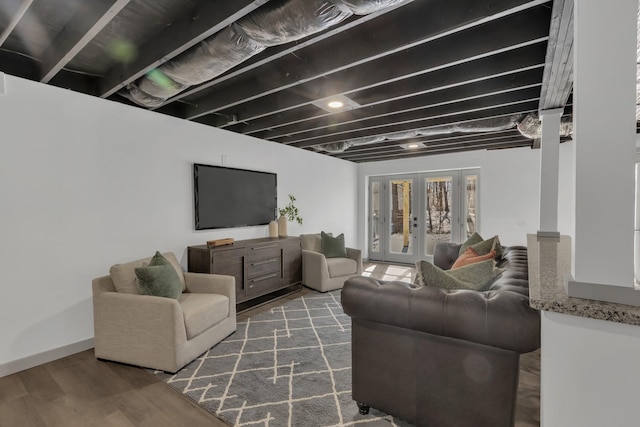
(571, 0), (636, 287)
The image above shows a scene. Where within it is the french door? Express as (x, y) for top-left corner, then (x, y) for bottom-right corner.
(368, 169), (479, 264)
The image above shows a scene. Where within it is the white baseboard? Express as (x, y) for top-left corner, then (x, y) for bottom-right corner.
(0, 338), (94, 378)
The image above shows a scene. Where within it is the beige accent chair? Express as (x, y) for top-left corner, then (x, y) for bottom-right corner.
(92, 252), (236, 373)
(300, 233), (363, 292)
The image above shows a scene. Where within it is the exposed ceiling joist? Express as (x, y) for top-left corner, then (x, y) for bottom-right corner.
(253, 70), (544, 141)
(334, 131), (526, 159)
(98, 0), (269, 98)
(224, 44), (547, 135)
(334, 138), (534, 162)
(1, 0), (583, 162)
(154, 1), (412, 110)
(40, 0), (130, 83)
(293, 102), (542, 149)
(181, 1), (552, 121)
(286, 94), (542, 146)
(539, 0), (573, 110)
(0, 0), (33, 47)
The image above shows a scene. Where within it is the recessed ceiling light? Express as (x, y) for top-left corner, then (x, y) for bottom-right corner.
(311, 95), (361, 112)
(399, 142), (426, 150)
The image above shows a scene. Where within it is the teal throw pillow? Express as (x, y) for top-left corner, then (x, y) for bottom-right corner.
(135, 251), (182, 299)
(459, 232), (484, 256)
(414, 259), (496, 291)
(321, 231), (348, 258)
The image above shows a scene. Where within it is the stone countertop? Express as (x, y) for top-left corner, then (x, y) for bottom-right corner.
(527, 234), (640, 325)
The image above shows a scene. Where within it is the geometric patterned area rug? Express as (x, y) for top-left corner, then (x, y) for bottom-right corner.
(153, 289), (411, 426)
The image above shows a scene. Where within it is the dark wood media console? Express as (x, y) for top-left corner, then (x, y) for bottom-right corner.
(187, 237), (302, 305)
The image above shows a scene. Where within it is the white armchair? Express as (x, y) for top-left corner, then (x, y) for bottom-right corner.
(300, 233), (362, 292)
(92, 252), (236, 373)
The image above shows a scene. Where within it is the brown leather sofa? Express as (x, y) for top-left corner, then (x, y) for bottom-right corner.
(341, 243), (540, 427)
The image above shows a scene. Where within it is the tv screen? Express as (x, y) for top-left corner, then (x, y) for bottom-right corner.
(194, 163), (277, 230)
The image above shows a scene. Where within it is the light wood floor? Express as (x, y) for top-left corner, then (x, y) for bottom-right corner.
(0, 263), (540, 426)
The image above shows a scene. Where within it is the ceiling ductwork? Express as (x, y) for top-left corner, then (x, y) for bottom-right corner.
(516, 112), (573, 139)
(313, 115), (523, 153)
(121, 0), (408, 107)
(313, 113), (574, 154)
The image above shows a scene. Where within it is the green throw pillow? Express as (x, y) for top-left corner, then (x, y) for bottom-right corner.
(448, 259), (497, 286)
(321, 231), (347, 258)
(470, 235), (503, 259)
(135, 252), (182, 299)
(414, 259), (496, 291)
(459, 232), (503, 259)
(459, 232), (484, 256)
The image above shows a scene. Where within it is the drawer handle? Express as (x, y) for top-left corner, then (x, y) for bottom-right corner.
(249, 273), (279, 285)
(252, 244), (278, 250)
(251, 258), (278, 266)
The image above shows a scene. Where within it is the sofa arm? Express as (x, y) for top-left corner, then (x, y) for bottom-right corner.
(93, 291), (186, 358)
(346, 247), (363, 274)
(341, 276), (540, 354)
(184, 271), (234, 296)
(302, 249), (329, 288)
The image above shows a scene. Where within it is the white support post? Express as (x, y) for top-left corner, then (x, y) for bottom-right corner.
(538, 108), (563, 238)
(570, 0), (636, 288)
(0, 72), (5, 95)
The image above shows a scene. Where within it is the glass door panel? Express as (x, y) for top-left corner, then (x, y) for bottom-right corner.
(389, 178), (414, 256)
(425, 176), (454, 256)
(463, 173), (479, 239)
(367, 169), (479, 263)
(370, 180), (382, 256)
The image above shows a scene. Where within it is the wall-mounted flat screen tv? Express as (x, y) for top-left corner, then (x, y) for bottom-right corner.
(194, 163), (277, 230)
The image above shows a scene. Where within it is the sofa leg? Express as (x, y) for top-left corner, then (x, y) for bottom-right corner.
(357, 402), (370, 415)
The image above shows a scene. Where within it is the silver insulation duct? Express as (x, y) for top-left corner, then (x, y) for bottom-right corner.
(516, 112), (573, 139)
(313, 115), (523, 153)
(122, 0), (408, 107)
(313, 113), (574, 154)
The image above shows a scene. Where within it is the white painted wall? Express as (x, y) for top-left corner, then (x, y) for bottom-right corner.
(541, 311), (640, 426)
(557, 140), (575, 237)
(356, 146), (542, 256)
(571, 0), (636, 286)
(0, 75), (357, 373)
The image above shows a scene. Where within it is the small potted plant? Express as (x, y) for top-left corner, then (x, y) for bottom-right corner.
(278, 194), (303, 237)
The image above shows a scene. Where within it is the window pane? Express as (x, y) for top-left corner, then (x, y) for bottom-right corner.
(425, 176), (452, 255)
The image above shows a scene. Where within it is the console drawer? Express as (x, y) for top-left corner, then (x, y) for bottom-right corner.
(247, 243), (280, 262)
(246, 272), (281, 297)
(247, 257), (280, 278)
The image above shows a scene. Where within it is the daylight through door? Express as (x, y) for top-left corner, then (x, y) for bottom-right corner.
(369, 169), (479, 263)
